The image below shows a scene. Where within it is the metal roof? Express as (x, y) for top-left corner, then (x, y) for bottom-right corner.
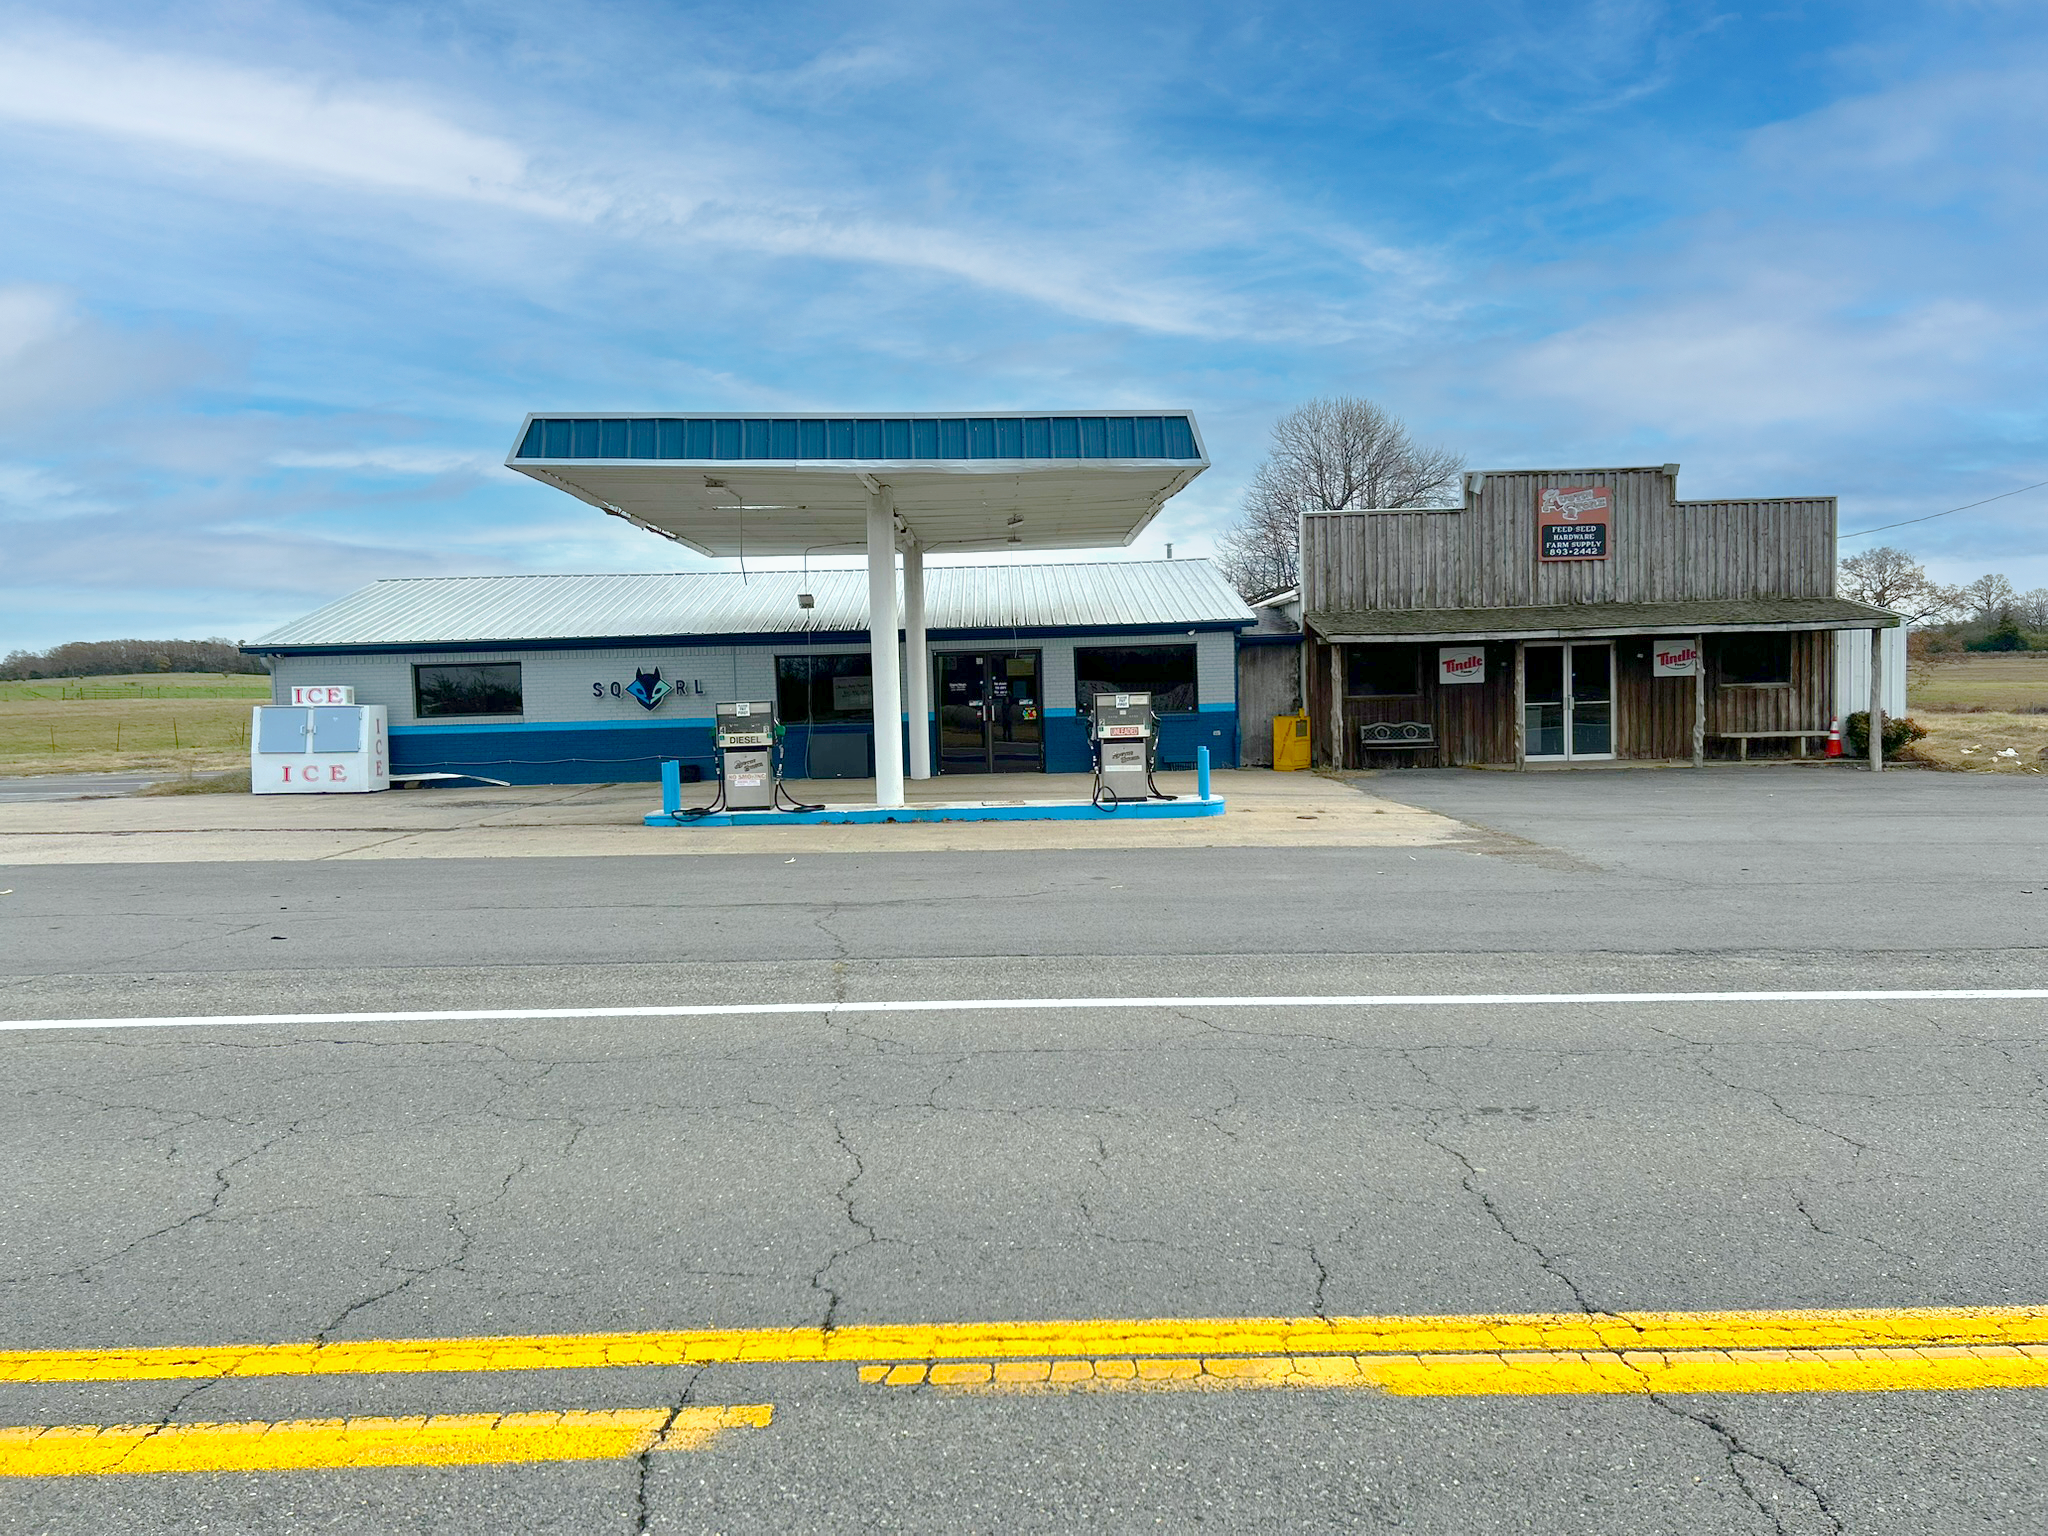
(1305, 597), (1899, 643)
(515, 413), (1203, 463)
(506, 410), (1209, 558)
(250, 560), (1256, 651)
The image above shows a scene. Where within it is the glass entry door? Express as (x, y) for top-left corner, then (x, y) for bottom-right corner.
(1524, 642), (1614, 760)
(937, 651), (1043, 773)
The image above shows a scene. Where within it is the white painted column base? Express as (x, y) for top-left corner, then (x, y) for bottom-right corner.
(867, 490), (906, 807)
(904, 544), (931, 780)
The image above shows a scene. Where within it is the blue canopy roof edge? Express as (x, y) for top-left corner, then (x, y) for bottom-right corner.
(507, 411), (1208, 466)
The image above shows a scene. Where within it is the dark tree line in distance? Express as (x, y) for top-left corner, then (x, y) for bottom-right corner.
(0, 638), (269, 680)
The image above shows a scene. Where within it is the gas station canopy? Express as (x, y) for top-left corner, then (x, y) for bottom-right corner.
(505, 408), (1211, 811)
(505, 411), (1208, 555)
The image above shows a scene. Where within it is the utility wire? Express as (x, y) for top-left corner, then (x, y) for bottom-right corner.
(1840, 478), (2048, 539)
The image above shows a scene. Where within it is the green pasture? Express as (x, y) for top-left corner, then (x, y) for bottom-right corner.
(1908, 653), (2048, 713)
(0, 673), (273, 703)
(0, 673), (271, 775)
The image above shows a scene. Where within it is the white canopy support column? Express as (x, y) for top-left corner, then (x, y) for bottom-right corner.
(866, 485), (906, 807)
(903, 542), (931, 780)
(1868, 625), (1884, 774)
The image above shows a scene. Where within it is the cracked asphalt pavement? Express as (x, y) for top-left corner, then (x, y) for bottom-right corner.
(3, 766), (2047, 1532)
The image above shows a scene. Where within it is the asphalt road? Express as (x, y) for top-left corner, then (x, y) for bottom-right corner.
(0, 772), (168, 803)
(3, 766), (2046, 1532)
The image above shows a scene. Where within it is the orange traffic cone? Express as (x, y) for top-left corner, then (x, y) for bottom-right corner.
(1826, 717), (1843, 757)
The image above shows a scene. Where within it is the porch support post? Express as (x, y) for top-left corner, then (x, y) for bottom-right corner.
(1692, 639), (1705, 770)
(1513, 642), (1526, 769)
(1327, 643), (1346, 769)
(866, 486), (905, 807)
(903, 542), (931, 780)
(1868, 625), (1884, 774)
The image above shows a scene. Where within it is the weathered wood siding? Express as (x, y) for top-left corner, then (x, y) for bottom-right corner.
(1614, 642), (1697, 760)
(1300, 468), (1837, 613)
(1235, 641), (1302, 767)
(1335, 642), (1517, 769)
(1705, 630), (1831, 742)
(1322, 632), (1834, 767)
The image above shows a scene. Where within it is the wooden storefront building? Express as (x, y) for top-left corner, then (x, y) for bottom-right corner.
(1301, 465), (1899, 769)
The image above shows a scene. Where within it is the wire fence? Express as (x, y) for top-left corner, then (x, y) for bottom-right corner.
(3, 717), (254, 755)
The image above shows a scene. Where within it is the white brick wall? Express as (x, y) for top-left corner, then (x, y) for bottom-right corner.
(270, 630), (1239, 725)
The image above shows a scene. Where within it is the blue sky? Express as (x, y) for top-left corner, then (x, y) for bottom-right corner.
(1, 0), (2044, 651)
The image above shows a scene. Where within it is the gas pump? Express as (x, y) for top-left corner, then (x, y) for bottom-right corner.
(714, 700), (779, 811)
(1088, 692), (1176, 809)
(680, 701), (821, 818)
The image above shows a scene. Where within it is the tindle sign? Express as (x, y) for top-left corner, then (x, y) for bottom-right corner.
(1537, 485), (1611, 561)
(1438, 646), (1486, 684)
(1652, 638), (1700, 676)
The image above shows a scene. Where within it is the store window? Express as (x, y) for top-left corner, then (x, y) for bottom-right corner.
(1074, 645), (1198, 713)
(1716, 634), (1793, 686)
(1346, 645), (1421, 697)
(413, 662), (522, 718)
(776, 654), (874, 723)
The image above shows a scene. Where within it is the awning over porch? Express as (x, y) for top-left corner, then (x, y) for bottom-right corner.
(1305, 596), (1899, 645)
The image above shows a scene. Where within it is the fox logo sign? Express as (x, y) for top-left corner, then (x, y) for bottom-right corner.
(626, 668), (673, 710)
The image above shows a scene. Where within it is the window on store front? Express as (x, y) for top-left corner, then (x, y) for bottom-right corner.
(413, 662), (522, 718)
(1716, 633), (1793, 686)
(1074, 645), (1198, 713)
(1345, 645), (1421, 697)
(776, 654), (874, 724)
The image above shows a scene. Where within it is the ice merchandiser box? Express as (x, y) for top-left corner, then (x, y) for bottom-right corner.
(251, 686), (390, 794)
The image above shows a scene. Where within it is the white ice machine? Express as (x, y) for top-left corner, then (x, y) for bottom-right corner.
(251, 688), (389, 794)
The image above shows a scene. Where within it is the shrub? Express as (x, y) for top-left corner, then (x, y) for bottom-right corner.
(1967, 620), (2029, 653)
(1845, 712), (1928, 758)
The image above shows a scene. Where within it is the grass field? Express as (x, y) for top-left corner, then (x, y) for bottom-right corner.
(1906, 652), (2048, 713)
(1910, 713), (2048, 774)
(0, 673), (271, 777)
(1903, 654), (2048, 773)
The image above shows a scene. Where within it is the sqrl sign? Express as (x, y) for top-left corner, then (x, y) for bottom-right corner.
(1537, 485), (1611, 560)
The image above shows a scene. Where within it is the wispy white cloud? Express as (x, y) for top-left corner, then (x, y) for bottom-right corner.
(0, 26), (1437, 343)
(0, 30), (590, 216)
(269, 447), (497, 475)
(0, 283), (216, 423)
(1499, 286), (2013, 432)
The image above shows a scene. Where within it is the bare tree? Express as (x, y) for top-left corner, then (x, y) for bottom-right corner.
(1960, 572), (2018, 623)
(1836, 546), (1964, 625)
(1216, 397), (1463, 599)
(2015, 588), (2048, 631)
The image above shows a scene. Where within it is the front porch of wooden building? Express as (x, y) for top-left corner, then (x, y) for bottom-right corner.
(1307, 629), (1864, 770)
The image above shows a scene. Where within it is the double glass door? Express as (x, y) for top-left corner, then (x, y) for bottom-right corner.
(937, 651), (1043, 773)
(1525, 642), (1613, 760)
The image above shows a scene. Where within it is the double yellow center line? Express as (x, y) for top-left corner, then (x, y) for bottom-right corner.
(8, 1306), (2046, 1477)
(12, 1304), (2046, 1384)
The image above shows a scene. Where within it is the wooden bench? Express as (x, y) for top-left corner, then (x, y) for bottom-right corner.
(1359, 721), (1436, 751)
(1717, 730), (1833, 761)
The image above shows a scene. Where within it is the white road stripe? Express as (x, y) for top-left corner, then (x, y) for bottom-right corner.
(1, 989), (2044, 1034)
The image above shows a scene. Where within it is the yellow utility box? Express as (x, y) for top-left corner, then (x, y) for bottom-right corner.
(1272, 712), (1311, 771)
